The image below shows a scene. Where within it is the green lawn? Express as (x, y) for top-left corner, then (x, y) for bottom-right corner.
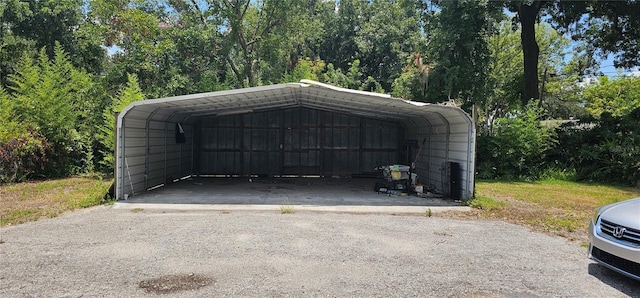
(471, 179), (640, 243)
(0, 175), (112, 226)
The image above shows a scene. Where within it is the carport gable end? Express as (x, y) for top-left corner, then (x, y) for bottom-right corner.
(115, 80), (475, 201)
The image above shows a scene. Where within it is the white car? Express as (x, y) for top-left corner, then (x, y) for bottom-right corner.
(589, 197), (640, 280)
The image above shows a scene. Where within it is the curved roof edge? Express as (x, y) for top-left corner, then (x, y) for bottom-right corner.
(117, 81), (474, 129)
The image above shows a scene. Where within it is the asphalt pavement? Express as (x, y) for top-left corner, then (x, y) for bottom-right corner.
(0, 206), (638, 297)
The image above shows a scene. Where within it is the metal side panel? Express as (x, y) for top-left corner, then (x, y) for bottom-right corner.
(121, 155), (146, 198)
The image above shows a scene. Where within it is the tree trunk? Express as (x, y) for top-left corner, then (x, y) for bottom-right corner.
(518, 2), (545, 107)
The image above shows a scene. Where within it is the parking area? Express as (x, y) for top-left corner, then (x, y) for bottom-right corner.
(118, 177), (464, 213)
(1, 206), (638, 297)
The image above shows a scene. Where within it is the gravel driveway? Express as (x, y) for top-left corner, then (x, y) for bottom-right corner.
(0, 206), (638, 297)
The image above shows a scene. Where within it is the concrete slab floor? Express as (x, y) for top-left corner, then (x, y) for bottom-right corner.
(116, 177), (470, 214)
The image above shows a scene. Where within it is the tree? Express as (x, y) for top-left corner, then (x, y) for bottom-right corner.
(316, 0), (363, 74)
(317, 0), (425, 90)
(482, 21), (523, 135)
(391, 53), (435, 101)
(550, 1), (640, 69)
(424, 0), (501, 109)
(0, 0), (35, 87)
(354, 0), (424, 89)
(212, 0), (310, 87)
(507, 1), (548, 105)
(98, 73), (144, 173)
(5, 45), (97, 176)
(505, 1), (640, 106)
(282, 57), (326, 83)
(0, 0), (105, 79)
(583, 76), (640, 119)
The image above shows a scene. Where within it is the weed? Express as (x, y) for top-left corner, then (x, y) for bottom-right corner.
(222, 210), (230, 214)
(2, 209), (39, 225)
(425, 208), (432, 217)
(543, 217), (579, 232)
(280, 197), (293, 214)
(130, 208), (144, 213)
(538, 168), (578, 181)
(468, 196), (506, 211)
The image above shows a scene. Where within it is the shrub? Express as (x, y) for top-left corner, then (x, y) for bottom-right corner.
(0, 127), (49, 183)
(3, 46), (98, 179)
(549, 108), (640, 186)
(476, 102), (556, 180)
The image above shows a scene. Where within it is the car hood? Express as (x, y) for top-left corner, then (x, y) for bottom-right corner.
(601, 197), (640, 229)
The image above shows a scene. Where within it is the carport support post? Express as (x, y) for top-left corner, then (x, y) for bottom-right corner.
(113, 112), (119, 199)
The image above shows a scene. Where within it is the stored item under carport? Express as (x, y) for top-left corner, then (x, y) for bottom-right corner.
(375, 164), (412, 194)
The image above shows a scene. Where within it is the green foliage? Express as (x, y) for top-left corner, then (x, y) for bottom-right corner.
(391, 53), (434, 101)
(282, 58), (326, 83)
(98, 73), (144, 173)
(537, 25), (587, 120)
(536, 23), (570, 77)
(3, 45), (96, 178)
(537, 168), (578, 182)
(551, 1), (640, 69)
(583, 76), (640, 118)
(280, 197), (293, 214)
(476, 102), (556, 180)
(480, 21), (524, 134)
(317, 0), (424, 91)
(468, 196), (506, 211)
(424, 0), (501, 108)
(0, 127), (49, 183)
(549, 109), (640, 186)
(353, 0), (424, 90)
(321, 60), (362, 90)
(0, 0), (104, 84)
(319, 60), (385, 93)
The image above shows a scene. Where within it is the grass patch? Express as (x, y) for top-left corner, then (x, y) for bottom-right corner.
(280, 197), (294, 214)
(470, 179), (640, 242)
(0, 175), (112, 227)
(467, 196), (506, 211)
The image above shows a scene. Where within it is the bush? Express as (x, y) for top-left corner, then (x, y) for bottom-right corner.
(549, 108), (640, 186)
(476, 102), (556, 180)
(0, 127), (49, 183)
(3, 46), (102, 178)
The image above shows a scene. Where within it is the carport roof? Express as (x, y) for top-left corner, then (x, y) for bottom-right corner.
(118, 80), (472, 127)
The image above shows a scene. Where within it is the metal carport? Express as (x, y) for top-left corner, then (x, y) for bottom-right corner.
(115, 80), (476, 201)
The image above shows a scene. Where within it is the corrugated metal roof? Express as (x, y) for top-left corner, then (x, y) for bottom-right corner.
(118, 80), (472, 128)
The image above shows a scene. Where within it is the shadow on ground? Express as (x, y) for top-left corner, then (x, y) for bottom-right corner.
(588, 263), (640, 295)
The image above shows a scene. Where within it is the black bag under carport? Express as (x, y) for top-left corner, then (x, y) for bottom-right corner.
(175, 123), (186, 143)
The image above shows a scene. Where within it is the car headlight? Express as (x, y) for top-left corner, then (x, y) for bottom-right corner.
(592, 207), (603, 224)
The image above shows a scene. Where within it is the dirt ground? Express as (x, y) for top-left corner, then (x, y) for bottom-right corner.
(1, 206), (638, 297)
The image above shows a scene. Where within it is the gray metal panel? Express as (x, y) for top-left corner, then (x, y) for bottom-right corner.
(196, 107), (402, 177)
